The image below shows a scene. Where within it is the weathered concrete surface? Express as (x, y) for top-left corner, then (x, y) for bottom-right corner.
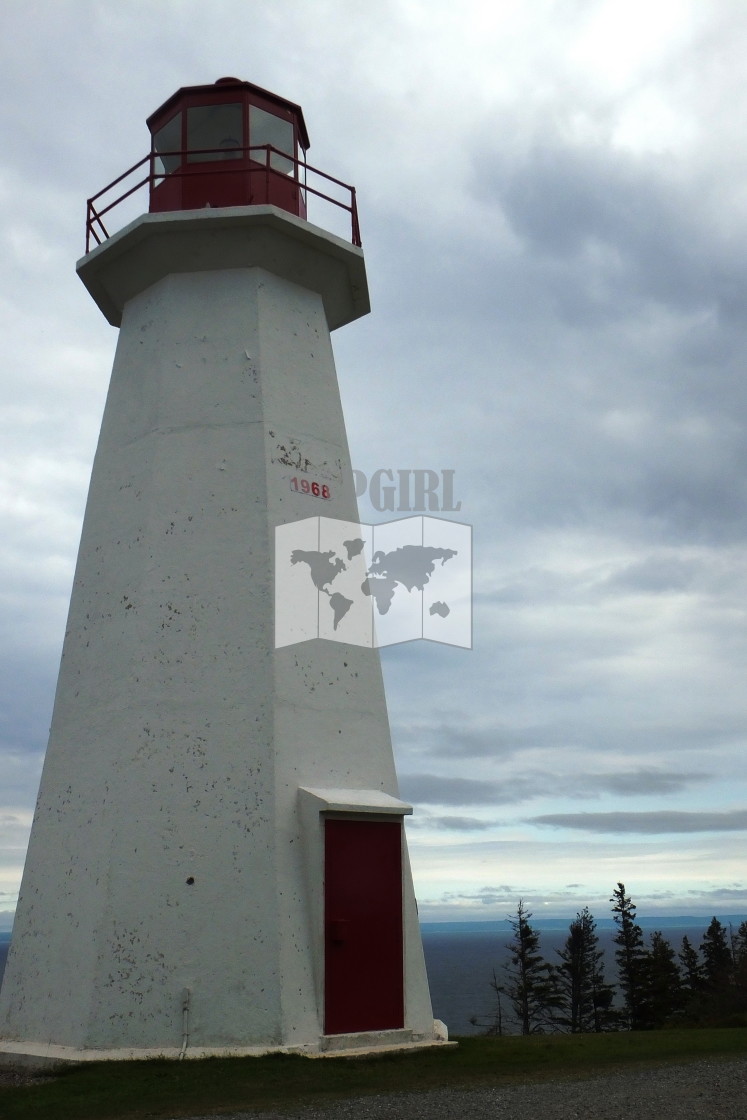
(0, 211), (436, 1061)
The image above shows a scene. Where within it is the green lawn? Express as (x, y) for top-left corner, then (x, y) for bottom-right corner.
(2, 1029), (746, 1120)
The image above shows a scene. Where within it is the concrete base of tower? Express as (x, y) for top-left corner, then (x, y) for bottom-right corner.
(0, 1022), (453, 1070)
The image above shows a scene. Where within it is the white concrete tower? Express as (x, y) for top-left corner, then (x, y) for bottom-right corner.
(0, 77), (441, 1064)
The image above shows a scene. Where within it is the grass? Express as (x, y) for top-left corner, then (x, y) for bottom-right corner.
(2, 1029), (746, 1120)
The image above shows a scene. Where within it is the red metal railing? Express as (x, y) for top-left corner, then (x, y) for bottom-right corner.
(84, 145), (361, 253)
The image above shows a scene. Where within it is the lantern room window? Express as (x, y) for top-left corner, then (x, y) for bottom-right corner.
(153, 112), (181, 177)
(249, 105), (294, 174)
(187, 103), (243, 162)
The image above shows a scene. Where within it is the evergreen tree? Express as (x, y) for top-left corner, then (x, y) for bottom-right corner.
(498, 900), (559, 1034)
(730, 921), (747, 971)
(679, 935), (702, 995)
(682, 917), (747, 1026)
(700, 917), (732, 988)
(640, 930), (683, 1027)
(481, 970), (505, 1035)
(554, 907), (616, 1032)
(731, 921), (747, 1024)
(610, 882), (647, 1029)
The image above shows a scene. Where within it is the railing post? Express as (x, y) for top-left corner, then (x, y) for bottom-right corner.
(350, 187), (361, 247)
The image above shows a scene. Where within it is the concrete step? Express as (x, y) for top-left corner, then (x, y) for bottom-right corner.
(320, 1029), (414, 1052)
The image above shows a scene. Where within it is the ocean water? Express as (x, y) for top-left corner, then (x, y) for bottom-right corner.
(1, 916), (744, 1036)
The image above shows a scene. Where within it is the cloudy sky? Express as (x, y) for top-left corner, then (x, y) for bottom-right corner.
(1, 0), (747, 929)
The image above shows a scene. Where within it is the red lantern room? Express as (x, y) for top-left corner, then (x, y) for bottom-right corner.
(147, 77), (310, 218)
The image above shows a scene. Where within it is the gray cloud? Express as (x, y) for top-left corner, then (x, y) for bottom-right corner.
(600, 554), (705, 595)
(687, 886), (747, 900)
(416, 816), (495, 832)
(477, 132), (747, 333)
(401, 767), (708, 808)
(436, 886), (519, 908)
(596, 769), (709, 797)
(398, 774), (520, 807)
(423, 883), (599, 912)
(388, 653), (747, 766)
(393, 719), (535, 760)
(530, 810), (747, 834)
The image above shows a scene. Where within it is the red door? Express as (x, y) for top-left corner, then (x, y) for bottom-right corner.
(324, 818), (404, 1034)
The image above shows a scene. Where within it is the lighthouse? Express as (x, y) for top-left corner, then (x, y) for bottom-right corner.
(0, 78), (442, 1063)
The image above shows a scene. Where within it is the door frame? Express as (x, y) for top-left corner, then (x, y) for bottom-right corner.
(297, 787), (413, 1036)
